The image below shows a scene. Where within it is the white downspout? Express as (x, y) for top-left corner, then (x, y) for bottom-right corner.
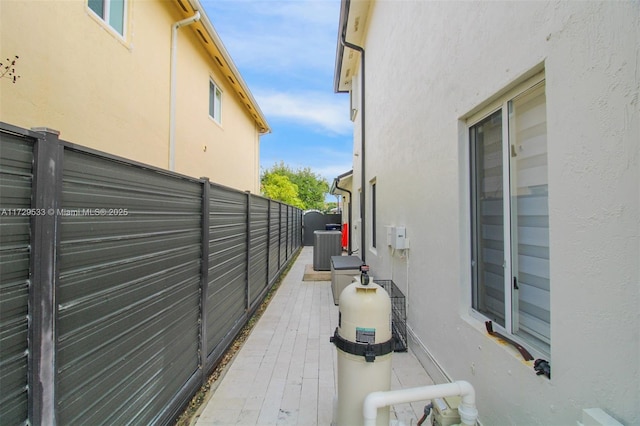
(363, 380), (478, 426)
(169, 11), (200, 171)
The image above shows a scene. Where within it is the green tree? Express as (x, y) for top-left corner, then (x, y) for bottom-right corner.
(324, 201), (338, 213)
(291, 167), (329, 211)
(261, 173), (305, 208)
(261, 162), (329, 210)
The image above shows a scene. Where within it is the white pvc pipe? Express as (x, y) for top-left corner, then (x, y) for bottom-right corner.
(169, 11), (200, 171)
(363, 380), (478, 426)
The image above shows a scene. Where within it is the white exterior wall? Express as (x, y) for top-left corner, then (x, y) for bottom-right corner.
(351, 1), (639, 424)
(352, 72), (364, 258)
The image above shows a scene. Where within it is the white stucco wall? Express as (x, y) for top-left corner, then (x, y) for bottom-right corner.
(350, 1), (639, 424)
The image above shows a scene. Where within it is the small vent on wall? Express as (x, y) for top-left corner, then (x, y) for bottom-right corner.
(246, 103), (253, 110)
(176, 0), (188, 12)
(196, 29), (209, 44)
(238, 92), (245, 99)
(214, 56), (224, 67)
(227, 75), (236, 85)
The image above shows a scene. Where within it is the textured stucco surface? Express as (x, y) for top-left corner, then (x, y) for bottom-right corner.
(0, 1), (262, 193)
(346, 1), (639, 424)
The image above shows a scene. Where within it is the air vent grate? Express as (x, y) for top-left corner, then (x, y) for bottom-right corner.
(176, 0), (188, 12)
(196, 29), (209, 44)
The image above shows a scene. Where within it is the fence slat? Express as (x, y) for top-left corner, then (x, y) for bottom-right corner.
(206, 185), (248, 360)
(0, 130), (35, 425)
(249, 195), (269, 307)
(56, 148), (202, 425)
(0, 122), (303, 425)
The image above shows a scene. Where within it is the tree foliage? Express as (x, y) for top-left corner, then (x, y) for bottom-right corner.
(261, 173), (305, 209)
(261, 162), (329, 210)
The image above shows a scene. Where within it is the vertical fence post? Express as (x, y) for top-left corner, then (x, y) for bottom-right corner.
(266, 200), (271, 288)
(286, 206), (290, 260)
(299, 210), (302, 249)
(28, 127), (63, 425)
(278, 203), (282, 269)
(297, 209), (301, 249)
(245, 191), (251, 310)
(199, 178), (210, 381)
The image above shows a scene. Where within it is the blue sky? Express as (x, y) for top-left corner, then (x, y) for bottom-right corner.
(201, 0), (353, 193)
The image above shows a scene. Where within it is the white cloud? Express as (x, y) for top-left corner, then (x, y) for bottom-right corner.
(314, 163), (354, 182)
(203, 0), (340, 75)
(202, 1), (354, 185)
(257, 90), (352, 135)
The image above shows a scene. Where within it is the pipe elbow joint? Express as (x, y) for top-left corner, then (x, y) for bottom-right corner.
(362, 391), (386, 423)
(455, 380), (476, 404)
(362, 381), (478, 426)
(175, 11), (201, 29)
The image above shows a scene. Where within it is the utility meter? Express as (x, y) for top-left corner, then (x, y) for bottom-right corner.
(389, 226), (407, 249)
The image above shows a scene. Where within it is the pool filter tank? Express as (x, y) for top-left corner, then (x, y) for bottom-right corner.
(331, 272), (393, 426)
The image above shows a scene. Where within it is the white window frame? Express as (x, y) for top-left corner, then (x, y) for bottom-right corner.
(467, 71), (549, 357)
(209, 80), (222, 124)
(87, 0), (127, 37)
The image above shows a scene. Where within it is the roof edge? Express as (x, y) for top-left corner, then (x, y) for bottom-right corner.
(330, 169), (353, 195)
(184, 0), (271, 134)
(333, 0), (350, 93)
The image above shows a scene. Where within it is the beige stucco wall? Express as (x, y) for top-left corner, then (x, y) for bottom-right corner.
(174, 28), (261, 193)
(345, 1), (639, 424)
(0, 0), (261, 193)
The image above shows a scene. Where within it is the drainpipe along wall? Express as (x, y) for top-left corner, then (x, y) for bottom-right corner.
(340, 0), (366, 263)
(169, 11), (201, 171)
(334, 179), (352, 254)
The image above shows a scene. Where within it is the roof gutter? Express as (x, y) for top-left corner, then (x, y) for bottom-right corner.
(333, 176), (353, 255)
(338, 0), (366, 263)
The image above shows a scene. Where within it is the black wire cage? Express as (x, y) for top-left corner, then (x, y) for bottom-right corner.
(376, 280), (407, 352)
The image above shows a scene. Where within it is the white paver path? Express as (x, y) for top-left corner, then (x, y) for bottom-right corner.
(195, 247), (434, 426)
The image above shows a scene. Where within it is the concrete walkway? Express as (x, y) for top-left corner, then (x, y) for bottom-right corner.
(194, 247), (434, 426)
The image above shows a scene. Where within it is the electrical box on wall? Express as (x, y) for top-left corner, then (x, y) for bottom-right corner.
(389, 226), (407, 249)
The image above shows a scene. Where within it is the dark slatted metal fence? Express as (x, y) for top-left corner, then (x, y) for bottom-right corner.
(279, 206), (288, 268)
(206, 185), (248, 364)
(0, 127), (33, 424)
(248, 196), (269, 307)
(57, 148), (203, 425)
(268, 201), (281, 284)
(0, 122), (303, 426)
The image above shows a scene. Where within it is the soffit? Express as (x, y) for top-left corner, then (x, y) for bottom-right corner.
(330, 170), (354, 195)
(334, 0), (372, 93)
(173, 0), (271, 134)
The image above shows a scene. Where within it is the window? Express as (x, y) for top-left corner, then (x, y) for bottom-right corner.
(209, 80), (222, 123)
(469, 78), (549, 355)
(88, 0), (126, 36)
